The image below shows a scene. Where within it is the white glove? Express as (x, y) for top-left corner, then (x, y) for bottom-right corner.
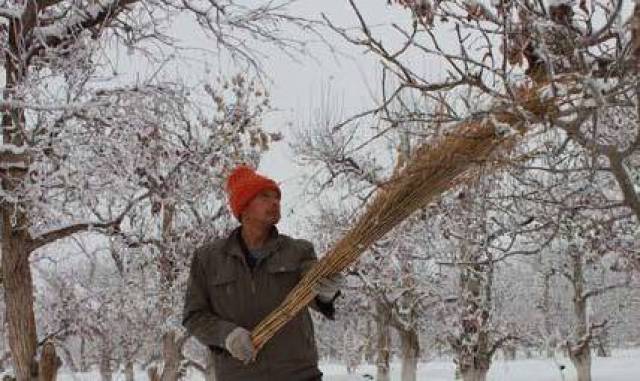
(313, 272), (347, 302)
(224, 327), (255, 364)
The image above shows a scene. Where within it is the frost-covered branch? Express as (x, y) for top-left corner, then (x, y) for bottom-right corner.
(582, 278), (632, 301)
(28, 0), (138, 54)
(28, 191), (151, 251)
(0, 6), (21, 20)
(608, 155), (640, 221)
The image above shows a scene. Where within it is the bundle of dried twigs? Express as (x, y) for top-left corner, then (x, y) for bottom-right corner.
(251, 82), (554, 351)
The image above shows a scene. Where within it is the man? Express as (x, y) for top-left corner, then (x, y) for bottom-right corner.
(183, 165), (345, 381)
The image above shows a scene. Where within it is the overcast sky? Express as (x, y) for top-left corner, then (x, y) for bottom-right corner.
(259, 0), (407, 233)
(69, 0), (408, 236)
(167, 0), (415, 234)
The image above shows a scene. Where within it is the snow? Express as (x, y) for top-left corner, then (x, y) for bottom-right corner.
(46, 349), (640, 381)
(325, 349), (640, 380)
(547, 0), (574, 7)
(33, 3), (112, 41)
(0, 7), (23, 19)
(0, 144), (26, 155)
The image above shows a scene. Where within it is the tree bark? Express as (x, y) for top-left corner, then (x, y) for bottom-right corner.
(99, 348), (112, 381)
(79, 338), (89, 373)
(570, 348), (592, 381)
(2, 8), (39, 380)
(156, 204), (184, 381)
(568, 250), (592, 381)
(455, 260), (492, 381)
(375, 302), (392, 381)
(539, 270), (557, 358)
(461, 368), (489, 381)
(632, 2), (640, 72)
(364, 319), (375, 363)
(124, 361), (135, 381)
(38, 341), (60, 381)
(147, 366), (160, 381)
(2, 231), (37, 381)
(399, 328), (419, 381)
(159, 331), (182, 381)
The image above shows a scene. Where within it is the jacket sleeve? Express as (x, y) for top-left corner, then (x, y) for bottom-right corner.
(299, 240), (339, 320)
(182, 249), (237, 350)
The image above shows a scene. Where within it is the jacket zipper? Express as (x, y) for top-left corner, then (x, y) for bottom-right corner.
(237, 231), (258, 295)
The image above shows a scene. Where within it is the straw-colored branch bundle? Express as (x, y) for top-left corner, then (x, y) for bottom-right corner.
(251, 82), (556, 351)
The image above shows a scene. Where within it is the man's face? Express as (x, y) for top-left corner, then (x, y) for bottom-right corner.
(241, 189), (281, 226)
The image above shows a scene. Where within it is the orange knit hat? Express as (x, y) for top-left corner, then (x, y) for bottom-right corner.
(226, 165), (281, 219)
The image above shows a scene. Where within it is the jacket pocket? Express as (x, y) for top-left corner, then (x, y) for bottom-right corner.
(209, 271), (237, 289)
(266, 261), (300, 274)
(207, 272), (238, 317)
(265, 261), (301, 300)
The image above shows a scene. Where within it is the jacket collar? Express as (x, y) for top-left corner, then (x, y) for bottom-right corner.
(224, 225), (283, 262)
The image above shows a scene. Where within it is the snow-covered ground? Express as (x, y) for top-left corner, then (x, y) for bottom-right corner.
(12, 348), (637, 381)
(321, 349), (640, 380)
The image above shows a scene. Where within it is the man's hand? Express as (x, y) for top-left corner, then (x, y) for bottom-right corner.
(313, 272), (347, 302)
(224, 327), (256, 364)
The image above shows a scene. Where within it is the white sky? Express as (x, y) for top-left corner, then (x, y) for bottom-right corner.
(259, 0), (408, 233)
(163, 0), (415, 234)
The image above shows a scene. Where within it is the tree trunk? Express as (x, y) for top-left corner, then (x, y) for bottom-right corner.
(364, 319), (375, 364)
(342, 324), (360, 374)
(79, 338), (88, 373)
(2, 232), (37, 381)
(2, 9), (40, 380)
(455, 260), (492, 381)
(594, 327), (610, 357)
(375, 302), (391, 381)
(38, 341), (60, 381)
(634, 3), (640, 71)
(460, 368), (489, 381)
(159, 331), (182, 381)
(545, 346), (555, 359)
(157, 205), (183, 381)
(536, 265), (558, 359)
(399, 328), (419, 381)
(124, 361), (135, 381)
(503, 344), (516, 361)
(99, 350), (112, 381)
(57, 345), (77, 374)
(595, 342), (609, 357)
(570, 347), (592, 381)
(568, 250), (592, 381)
(204, 351), (216, 381)
(147, 366), (160, 381)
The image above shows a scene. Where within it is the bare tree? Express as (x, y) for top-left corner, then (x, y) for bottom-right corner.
(325, 0), (639, 241)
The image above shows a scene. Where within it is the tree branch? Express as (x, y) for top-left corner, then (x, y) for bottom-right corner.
(582, 278), (631, 301)
(28, 191), (150, 252)
(608, 153), (640, 221)
(27, 0), (139, 55)
(488, 334), (519, 358)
